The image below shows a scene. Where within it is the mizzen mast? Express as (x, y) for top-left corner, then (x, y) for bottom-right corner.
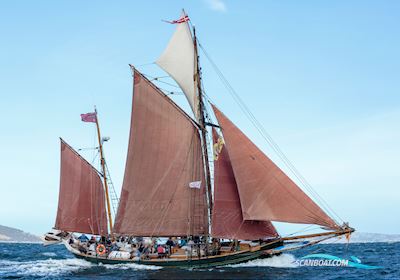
(94, 107), (114, 234)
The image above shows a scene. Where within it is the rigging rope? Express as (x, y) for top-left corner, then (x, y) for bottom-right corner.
(142, 73), (181, 88)
(140, 72), (185, 95)
(198, 42), (344, 225)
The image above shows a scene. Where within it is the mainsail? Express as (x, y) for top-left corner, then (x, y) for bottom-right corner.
(212, 105), (339, 229)
(113, 69), (208, 237)
(55, 139), (108, 235)
(211, 129), (278, 240)
(156, 13), (198, 118)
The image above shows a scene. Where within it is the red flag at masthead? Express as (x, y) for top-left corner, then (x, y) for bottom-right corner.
(80, 112), (97, 123)
(163, 15), (190, 24)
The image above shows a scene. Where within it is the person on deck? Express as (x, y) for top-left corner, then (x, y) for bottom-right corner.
(88, 241), (96, 254)
(78, 244), (87, 254)
(179, 237), (187, 247)
(110, 241), (119, 252)
(183, 239), (195, 257)
(106, 236), (112, 246)
(166, 237), (174, 255)
(88, 236), (96, 244)
(143, 244), (151, 259)
(212, 238), (221, 255)
(137, 242), (145, 257)
(78, 234), (89, 243)
(157, 245), (167, 258)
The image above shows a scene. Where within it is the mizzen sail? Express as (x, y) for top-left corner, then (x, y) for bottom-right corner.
(156, 13), (198, 118)
(212, 105), (339, 229)
(55, 139), (108, 235)
(113, 69), (208, 237)
(211, 129), (278, 240)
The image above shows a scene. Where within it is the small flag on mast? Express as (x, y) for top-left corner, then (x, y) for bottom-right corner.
(163, 15), (190, 24)
(80, 112), (97, 123)
(189, 181), (202, 189)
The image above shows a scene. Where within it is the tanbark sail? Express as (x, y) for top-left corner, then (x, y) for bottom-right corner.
(212, 105), (338, 229)
(55, 140), (108, 235)
(113, 70), (208, 237)
(211, 129), (278, 240)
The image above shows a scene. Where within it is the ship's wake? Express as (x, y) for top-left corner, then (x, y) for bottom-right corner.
(0, 258), (93, 277)
(224, 254), (298, 268)
(0, 257), (163, 277)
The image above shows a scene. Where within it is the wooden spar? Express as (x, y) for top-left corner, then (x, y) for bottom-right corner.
(280, 227), (355, 241)
(259, 227), (355, 253)
(193, 26), (213, 228)
(94, 108), (113, 234)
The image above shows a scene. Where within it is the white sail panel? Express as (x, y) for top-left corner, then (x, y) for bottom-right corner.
(156, 20), (198, 118)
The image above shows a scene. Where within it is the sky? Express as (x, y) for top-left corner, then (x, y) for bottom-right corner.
(1, 0), (399, 236)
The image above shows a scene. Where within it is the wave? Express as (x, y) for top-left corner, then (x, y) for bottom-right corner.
(0, 258), (92, 277)
(0, 241), (42, 244)
(224, 254), (298, 268)
(41, 252), (57, 257)
(100, 262), (162, 270)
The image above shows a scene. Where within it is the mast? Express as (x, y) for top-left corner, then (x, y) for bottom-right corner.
(94, 107), (113, 234)
(193, 26), (213, 226)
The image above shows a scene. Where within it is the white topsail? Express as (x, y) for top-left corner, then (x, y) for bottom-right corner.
(156, 16), (199, 119)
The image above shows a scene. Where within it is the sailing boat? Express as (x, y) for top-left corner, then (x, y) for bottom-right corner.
(43, 12), (354, 268)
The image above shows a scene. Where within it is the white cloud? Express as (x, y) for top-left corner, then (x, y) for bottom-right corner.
(205, 0), (227, 12)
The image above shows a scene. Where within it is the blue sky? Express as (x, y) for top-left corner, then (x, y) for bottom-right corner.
(1, 1), (399, 235)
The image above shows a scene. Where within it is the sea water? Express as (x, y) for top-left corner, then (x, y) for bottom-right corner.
(0, 242), (398, 279)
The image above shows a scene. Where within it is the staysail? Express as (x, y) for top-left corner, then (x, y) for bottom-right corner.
(156, 13), (198, 118)
(113, 69), (208, 237)
(212, 105), (339, 229)
(211, 129), (278, 240)
(55, 139), (108, 235)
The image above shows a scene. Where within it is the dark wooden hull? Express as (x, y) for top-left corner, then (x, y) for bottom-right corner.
(62, 229), (353, 268)
(72, 241), (283, 268)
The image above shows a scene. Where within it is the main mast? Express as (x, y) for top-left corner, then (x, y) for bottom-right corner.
(94, 108), (113, 234)
(193, 26), (213, 224)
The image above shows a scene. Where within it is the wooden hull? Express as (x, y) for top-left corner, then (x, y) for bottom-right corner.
(62, 229), (354, 268)
(68, 241), (283, 268)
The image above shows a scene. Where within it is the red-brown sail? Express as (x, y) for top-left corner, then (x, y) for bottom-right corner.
(55, 140), (108, 235)
(113, 69), (208, 236)
(212, 105), (338, 229)
(211, 129), (278, 240)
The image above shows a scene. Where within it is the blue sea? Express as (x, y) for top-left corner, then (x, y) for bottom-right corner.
(0, 242), (398, 279)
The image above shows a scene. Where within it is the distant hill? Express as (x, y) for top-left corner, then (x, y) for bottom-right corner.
(0, 225), (41, 243)
(322, 232), (400, 244)
(0, 225), (398, 244)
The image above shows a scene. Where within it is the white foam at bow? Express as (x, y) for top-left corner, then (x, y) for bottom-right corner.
(225, 254), (298, 268)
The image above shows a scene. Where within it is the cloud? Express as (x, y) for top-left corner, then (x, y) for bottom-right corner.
(205, 0), (227, 12)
